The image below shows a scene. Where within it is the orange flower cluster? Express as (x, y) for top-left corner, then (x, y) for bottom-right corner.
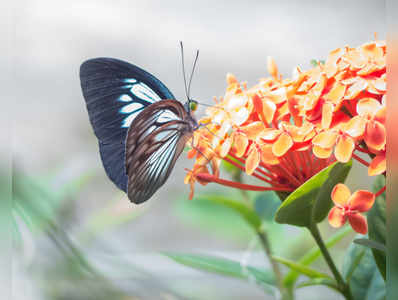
(184, 40), (386, 232)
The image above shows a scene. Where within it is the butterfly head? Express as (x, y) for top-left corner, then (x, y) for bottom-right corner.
(185, 99), (198, 113)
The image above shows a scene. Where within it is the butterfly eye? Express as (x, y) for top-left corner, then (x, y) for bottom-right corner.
(190, 100), (198, 112)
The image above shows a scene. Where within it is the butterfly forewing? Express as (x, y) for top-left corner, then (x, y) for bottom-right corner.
(79, 58), (174, 191)
(125, 100), (193, 204)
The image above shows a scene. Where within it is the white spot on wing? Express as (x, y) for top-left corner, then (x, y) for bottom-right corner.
(120, 103), (144, 114)
(121, 111), (140, 128)
(157, 110), (179, 123)
(118, 94), (133, 102)
(123, 78), (137, 83)
(131, 83), (161, 103)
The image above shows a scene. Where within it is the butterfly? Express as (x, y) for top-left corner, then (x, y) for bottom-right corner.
(80, 43), (200, 204)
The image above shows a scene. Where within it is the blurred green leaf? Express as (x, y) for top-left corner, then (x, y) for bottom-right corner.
(354, 238), (386, 252)
(164, 252), (275, 292)
(12, 170), (94, 233)
(78, 195), (146, 243)
(174, 194), (257, 241)
(272, 256), (331, 279)
(296, 278), (339, 291)
(254, 191), (280, 222)
(275, 161), (352, 227)
(342, 241), (386, 300)
(368, 175), (386, 280)
(283, 226), (352, 287)
(203, 195), (262, 232)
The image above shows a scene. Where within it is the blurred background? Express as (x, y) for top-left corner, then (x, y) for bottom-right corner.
(8, 0), (385, 299)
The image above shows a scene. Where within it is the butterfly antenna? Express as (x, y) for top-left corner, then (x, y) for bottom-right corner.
(187, 49), (199, 100)
(180, 41), (189, 102)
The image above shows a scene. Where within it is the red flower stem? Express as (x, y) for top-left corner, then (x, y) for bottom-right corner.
(375, 185), (386, 198)
(352, 153), (370, 167)
(292, 152), (305, 182)
(196, 173), (293, 192)
(274, 164), (302, 187)
(228, 153), (278, 181)
(258, 161), (279, 179)
(306, 150), (315, 175)
(355, 145), (372, 154)
(223, 156), (276, 185)
(298, 152), (309, 178)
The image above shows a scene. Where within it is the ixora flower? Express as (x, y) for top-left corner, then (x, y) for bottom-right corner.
(328, 184), (375, 234)
(184, 40), (386, 232)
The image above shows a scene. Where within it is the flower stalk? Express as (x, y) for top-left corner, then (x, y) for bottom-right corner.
(308, 223), (353, 300)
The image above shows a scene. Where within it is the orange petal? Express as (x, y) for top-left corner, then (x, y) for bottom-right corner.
(267, 56), (279, 79)
(263, 99), (277, 124)
(245, 144), (260, 175)
(321, 102), (334, 129)
(344, 115), (366, 138)
(312, 131), (338, 148)
(313, 145), (334, 159)
(365, 120), (386, 151)
(368, 153), (386, 176)
(374, 105), (386, 124)
(328, 207), (347, 228)
(331, 183), (351, 207)
(288, 122), (314, 142)
(335, 135), (354, 163)
(231, 107), (250, 126)
(345, 78), (368, 99)
(269, 87), (287, 104)
(187, 148), (197, 159)
(262, 129), (281, 141)
(348, 213), (368, 234)
(272, 132), (293, 157)
(226, 73), (238, 85)
(325, 47), (345, 78)
(373, 77), (386, 92)
(357, 98), (382, 117)
(349, 190), (375, 212)
(259, 143), (279, 165)
(233, 132), (249, 158)
(240, 121), (266, 140)
(344, 49), (367, 70)
(220, 137), (232, 157)
(325, 82), (346, 105)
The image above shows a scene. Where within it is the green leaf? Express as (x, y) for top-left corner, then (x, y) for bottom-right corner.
(354, 238), (386, 252)
(164, 252), (275, 292)
(283, 226), (352, 287)
(296, 278), (339, 291)
(272, 256), (331, 279)
(368, 175), (386, 280)
(275, 161), (352, 227)
(343, 241), (386, 300)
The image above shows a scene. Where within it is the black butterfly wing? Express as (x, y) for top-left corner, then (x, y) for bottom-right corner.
(125, 100), (193, 204)
(79, 58), (175, 192)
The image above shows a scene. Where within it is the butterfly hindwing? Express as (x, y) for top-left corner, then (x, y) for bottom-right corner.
(125, 100), (192, 204)
(79, 58), (175, 191)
